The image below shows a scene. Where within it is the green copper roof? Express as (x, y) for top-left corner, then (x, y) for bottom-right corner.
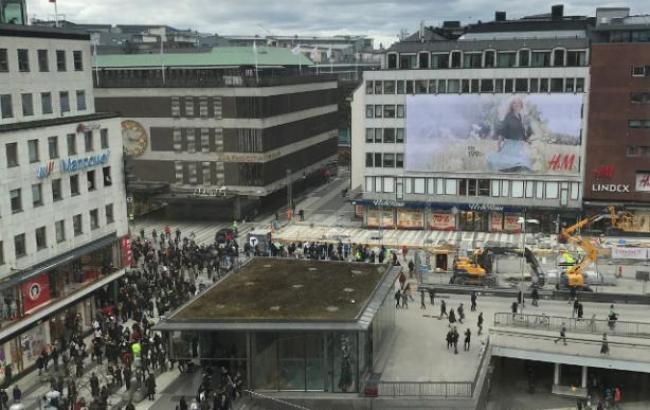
(94, 47), (313, 68)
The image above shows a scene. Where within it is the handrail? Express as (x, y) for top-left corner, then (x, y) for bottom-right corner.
(491, 328), (650, 351)
(243, 390), (312, 410)
(471, 336), (490, 394)
(493, 312), (650, 338)
(376, 380), (473, 397)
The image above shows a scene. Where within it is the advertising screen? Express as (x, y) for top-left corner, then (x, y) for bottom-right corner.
(405, 94), (583, 176)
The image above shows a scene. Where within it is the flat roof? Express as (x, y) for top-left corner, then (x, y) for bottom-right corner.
(0, 23), (90, 40)
(159, 258), (397, 331)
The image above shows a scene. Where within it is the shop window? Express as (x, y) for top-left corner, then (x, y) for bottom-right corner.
(70, 174), (80, 196)
(491, 180), (500, 197)
(10, 188), (22, 213)
(511, 181), (524, 198)
(87, 170), (96, 191)
(73, 214), (82, 236)
(55, 220), (65, 243)
(432, 53), (449, 69)
(416, 80), (428, 93)
(383, 128), (395, 143)
(365, 105), (373, 118)
(478, 179), (490, 196)
(396, 153), (404, 168)
(365, 129), (374, 143)
(90, 209), (99, 230)
(445, 179), (457, 195)
(35, 226), (46, 250)
(383, 81), (395, 94)
(535, 182), (544, 199)
(525, 181), (534, 198)
(52, 179), (62, 201)
(14, 233), (26, 258)
(570, 183), (580, 200)
(396, 128), (404, 143)
(383, 177), (395, 193)
(6, 142), (18, 167)
(365, 177), (373, 193)
(545, 182), (559, 199)
(32, 183), (43, 207)
(374, 81), (382, 94)
(103, 167), (112, 187)
(484, 50), (495, 68)
(414, 178), (426, 194)
(383, 105), (396, 118)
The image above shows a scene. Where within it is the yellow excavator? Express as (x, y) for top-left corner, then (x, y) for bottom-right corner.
(606, 205), (635, 234)
(450, 247), (545, 287)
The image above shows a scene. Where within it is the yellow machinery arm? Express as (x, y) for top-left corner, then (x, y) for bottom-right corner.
(560, 211), (610, 285)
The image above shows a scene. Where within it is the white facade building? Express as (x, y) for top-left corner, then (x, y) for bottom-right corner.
(351, 9), (591, 234)
(0, 23), (127, 378)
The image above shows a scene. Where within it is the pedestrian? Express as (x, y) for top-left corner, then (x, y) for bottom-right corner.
(464, 328), (471, 351)
(90, 373), (99, 397)
(180, 397), (188, 410)
(400, 289), (409, 309)
(146, 373), (156, 400)
(299, 209), (305, 221)
(518, 290), (525, 307)
(577, 302), (584, 320)
(531, 287), (539, 306)
(439, 300), (448, 319)
(452, 327), (459, 354)
(448, 308), (456, 326)
(420, 290), (426, 310)
(11, 385), (20, 403)
(457, 303), (465, 323)
(470, 291), (477, 312)
(511, 300), (519, 319)
(125, 401), (135, 410)
(394, 289), (401, 309)
(408, 260), (415, 279)
(446, 330), (453, 350)
(478, 312), (484, 335)
(398, 271), (406, 290)
(573, 298), (580, 318)
(569, 286), (577, 305)
(600, 333), (609, 355)
(554, 323), (567, 345)
(428, 289), (435, 306)
(0, 389), (7, 410)
(405, 283), (415, 302)
(614, 386), (621, 409)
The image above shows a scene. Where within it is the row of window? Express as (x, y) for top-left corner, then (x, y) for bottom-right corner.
(174, 161), (225, 186)
(365, 105), (405, 119)
(387, 49), (588, 70)
(364, 176), (580, 201)
(631, 92), (650, 104)
(8, 167), (112, 214)
(5, 129), (108, 168)
(1, 204), (115, 263)
(365, 128), (405, 144)
(628, 119), (650, 129)
(0, 48), (83, 73)
(171, 96), (223, 119)
(626, 146), (650, 157)
(612, 31), (650, 43)
(631, 66), (650, 77)
(366, 77), (585, 96)
(366, 152), (404, 168)
(172, 128), (224, 153)
(0, 90), (87, 119)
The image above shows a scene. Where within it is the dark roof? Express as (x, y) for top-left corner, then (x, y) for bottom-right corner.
(0, 112), (119, 134)
(390, 37), (589, 53)
(466, 18), (593, 33)
(0, 23), (90, 40)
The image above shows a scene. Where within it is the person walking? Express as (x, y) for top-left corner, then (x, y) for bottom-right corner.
(125, 401), (135, 410)
(11, 385), (20, 404)
(511, 300), (519, 319)
(446, 330), (453, 350)
(394, 289), (401, 309)
(577, 302), (584, 320)
(398, 271), (406, 290)
(452, 327), (459, 355)
(439, 300), (448, 319)
(464, 329), (471, 351)
(572, 298), (580, 318)
(179, 397), (188, 410)
(554, 323), (568, 346)
(400, 289), (409, 309)
(457, 303), (465, 324)
(428, 289), (435, 306)
(600, 333), (609, 355)
(470, 291), (477, 312)
(420, 290), (426, 310)
(146, 373), (156, 401)
(448, 308), (456, 327)
(478, 312), (484, 335)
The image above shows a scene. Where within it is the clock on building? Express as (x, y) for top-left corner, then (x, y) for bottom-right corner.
(121, 120), (148, 157)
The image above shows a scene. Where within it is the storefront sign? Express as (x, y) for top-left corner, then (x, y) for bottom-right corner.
(612, 247), (648, 260)
(397, 209), (423, 229)
(636, 173), (650, 192)
(21, 273), (51, 314)
(593, 165), (615, 179)
(430, 213), (455, 230)
(490, 213), (503, 232)
(591, 184), (630, 193)
(76, 122), (102, 133)
(468, 203), (504, 212)
(372, 199), (405, 208)
(121, 237), (133, 267)
(366, 209), (395, 228)
(504, 214), (522, 232)
(36, 151), (110, 179)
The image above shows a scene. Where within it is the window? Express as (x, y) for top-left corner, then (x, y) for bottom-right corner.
(565, 78), (575, 93)
(90, 209), (99, 230)
(73, 214), (82, 236)
(0, 49), (7, 72)
(199, 96), (208, 117)
(59, 91), (70, 113)
(87, 170), (96, 191)
(383, 153), (395, 168)
(445, 179), (457, 195)
(21, 93), (33, 116)
(396, 81), (405, 94)
(462, 79), (470, 93)
(515, 79), (528, 92)
(497, 52), (516, 68)
(383, 177), (395, 193)
(511, 181), (524, 198)
(530, 78), (539, 93)
(35, 226), (46, 250)
(502, 180), (510, 197)
(415, 80), (428, 93)
(480, 79), (493, 93)
(491, 180), (500, 197)
(374, 81), (382, 94)
(532, 51), (551, 67)
(571, 182), (580, 200)
(396, 153), (404, 168)
(102, 166), (112, 186)
(14, 234), (26, 258)
(437, 79), (447, 94)
(17, 49), (29, 72)
(373, 128), (383, 143)
(535, 182), (544, 199)
(365, 81), (373, 94)
(396, 128), (404, 143)
(525, 181), (534, 198)
(52, 178), (62, 201)
(365, 128), (374, 143)
(553, 49), (565, 66)
(76, 90), (86, 111)
(32, 183), (43, 207)
(383, 81), (395, 94)
(418, 52), (429, 69)
(28, 139), (39, 163)
(41, 92), (52, 114)
(518, 49), (530, 67)
(365, 177), (373, 193)
(567, 51), (586, 67)
(383, 105), (396, 118)
(545, 182), (559, 199)
(632, 66), (646, 77)
(399, 54), (415, 69)
(184, 96), (194, 116)
(374, 153), (382, 168)
(540, 78), (549, 92)
(67, 133), (77, 155)
(105, 204), (114, 224)
(427, 178), (434, 194)
(428, 80), (437, 93)
(0, 94), (13, 118)
(504, 79), (513, 93)
(628, 120), (643, 128)
(55, 220), (65, 243)
(431, 53), (449, 69)
(495, 79), (504, 93)
(631, 92), (650, 104)
(70, 174), (80, 196)
(550, 78), (564, 92)
(56, 50), (66, 71)
(448, 79), (460, 93)
(478, 179), (490, 196)
(414, 178), (425, 194)
(73, 50), (82, 71)
(484, 50), (495, 68)
(383, 128), (395, 143)
(576, 78), (585, 92)
(387, 53), (397, 69)
(396, 105), (405, 118)
(365, 153), (373, 167)
(365, 105), (374, 118)
(468, 179), (477, 196)
(463, 53), (481, 68)
(459, 179), (467, 195)
(374, 177), (382, 193)
(48, 136), (59, 159)
(374, 105), (382, 118)
(10, 189), (22, 213)
(405, 80), (414, 94)
(450, 51), (462, 68)
(171, 96), (181, 117)
(37, 49), (49, 72)
(84, 131), (93, 152)
(6, 142), (18, 167)
(436, 178), (444, 195)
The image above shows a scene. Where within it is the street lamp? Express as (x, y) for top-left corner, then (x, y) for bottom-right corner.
(518, 217), (539, 312)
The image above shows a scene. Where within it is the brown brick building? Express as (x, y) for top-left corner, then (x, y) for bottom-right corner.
(585, 8), (650, 233)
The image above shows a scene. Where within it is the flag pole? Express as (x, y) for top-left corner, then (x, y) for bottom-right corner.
(160, 35), (165, 85)
(93, 40), (100, 86)
(53, 0), (59, 27)
(253, 41), (259, 84)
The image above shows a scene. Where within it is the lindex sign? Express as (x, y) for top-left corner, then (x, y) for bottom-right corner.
(591, 184), (630, 193)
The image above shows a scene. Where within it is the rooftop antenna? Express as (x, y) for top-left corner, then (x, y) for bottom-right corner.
(419, 20), (425, 42)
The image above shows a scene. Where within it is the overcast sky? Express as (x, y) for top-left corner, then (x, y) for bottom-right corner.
(29, 0), (648, 48)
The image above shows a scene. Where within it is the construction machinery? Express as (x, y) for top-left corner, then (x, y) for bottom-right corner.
(449, 246), (545, 287)
(606, 205), (638, 235)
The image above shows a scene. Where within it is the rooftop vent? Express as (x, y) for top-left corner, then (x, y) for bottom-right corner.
(442, 20), (461, 28)
(495, 11), (506, 22)
(551, 4), (564, 19)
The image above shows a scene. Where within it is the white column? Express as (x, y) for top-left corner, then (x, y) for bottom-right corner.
(554, 363), (561, 385)
(581, 366), (588, 388)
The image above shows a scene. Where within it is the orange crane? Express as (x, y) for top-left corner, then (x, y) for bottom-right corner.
(559, 212), (609, 289)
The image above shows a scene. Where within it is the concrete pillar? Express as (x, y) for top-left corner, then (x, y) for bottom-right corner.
(553, 363), (561, 385)
(581, 366), (588, 388)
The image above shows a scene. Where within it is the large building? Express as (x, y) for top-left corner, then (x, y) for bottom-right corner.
(584, 8), (650, 234)
(93, 48), (340, 219)
(0, 23), (128, 380)
(351, 6), (591, 233)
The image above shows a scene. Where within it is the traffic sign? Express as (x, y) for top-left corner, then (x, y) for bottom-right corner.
(249, 237), (259, 247)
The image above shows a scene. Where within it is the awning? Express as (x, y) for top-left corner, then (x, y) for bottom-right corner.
(0, 232), (118, 291)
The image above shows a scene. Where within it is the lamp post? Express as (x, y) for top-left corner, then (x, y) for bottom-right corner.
(517, 216), (539, 313)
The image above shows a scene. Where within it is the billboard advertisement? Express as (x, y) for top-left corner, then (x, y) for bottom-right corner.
(405, 94), (583, 175)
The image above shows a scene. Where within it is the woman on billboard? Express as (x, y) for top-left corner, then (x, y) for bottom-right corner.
(487, 97), (533, 172)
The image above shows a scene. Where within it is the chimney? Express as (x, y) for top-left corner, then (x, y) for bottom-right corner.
(495, 11), (506, 22)
(551, 4), (564, 19)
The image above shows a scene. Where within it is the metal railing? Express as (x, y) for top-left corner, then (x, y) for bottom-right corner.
(376, 381), (473, 397)
(243, 390), (312, 410)
(494, 312), (650, 338)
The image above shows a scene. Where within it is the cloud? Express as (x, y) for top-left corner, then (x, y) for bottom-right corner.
(29, 0), (647, 48)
